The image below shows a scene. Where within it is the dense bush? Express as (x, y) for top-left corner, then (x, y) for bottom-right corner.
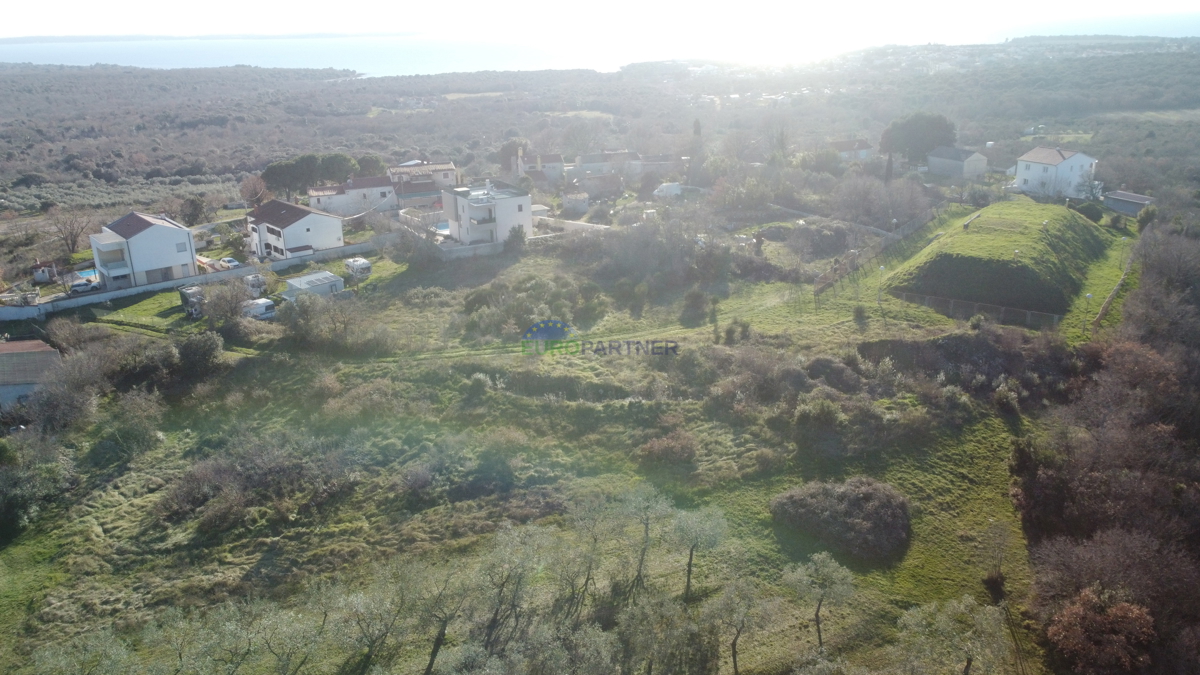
(1071, 201), (1104, 223)
(0, 433), (74, 537)
(175, 331), (225, 377)
(770, 476), (911, 561)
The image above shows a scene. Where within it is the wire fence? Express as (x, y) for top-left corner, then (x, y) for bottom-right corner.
(892, 291), (1064, 330)
(813, 201), (950, 296)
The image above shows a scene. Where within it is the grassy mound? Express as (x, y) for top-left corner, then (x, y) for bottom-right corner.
(885, 201), (1110, 314)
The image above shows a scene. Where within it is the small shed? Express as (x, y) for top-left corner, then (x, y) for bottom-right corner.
(1103, 191), (1155, 217)
(281, 271), (345, 301)
(0, 340), (60, 407)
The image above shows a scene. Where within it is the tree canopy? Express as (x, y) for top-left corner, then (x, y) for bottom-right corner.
(880, 112), (957, 161)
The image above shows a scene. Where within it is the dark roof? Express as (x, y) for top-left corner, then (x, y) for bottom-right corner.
(1104, 191), (1154, 205)
(1018, 146), (1080, 166)
(105, 212), (186, 240)
(251, 200), (332, 229)
(928, 146), (980, 161)
(829, 139), (872, 152)
(345, 176), (394, 190)
(0, 340), (60, 386)
(524, 170), (549, 182)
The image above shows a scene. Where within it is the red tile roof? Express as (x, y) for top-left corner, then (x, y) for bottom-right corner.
(1018, 146), (1079, 166)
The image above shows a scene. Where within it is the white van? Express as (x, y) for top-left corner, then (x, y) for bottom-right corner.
(241, 298), (276, 320)
(345, 257), (372, 279)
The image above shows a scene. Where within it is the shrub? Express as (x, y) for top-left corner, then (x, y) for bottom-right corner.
(504, 223), (526, 251)
(680, 289), (708, 326)
(770, 476), (911, 561)
(1047, 586), (1155, 675)
(637, 429), (699, 467)
(0, 433), (74, 536)
(175, 331), (225, 377)
(105, 390), (166, 458)
(1072, 202), (1103, 223)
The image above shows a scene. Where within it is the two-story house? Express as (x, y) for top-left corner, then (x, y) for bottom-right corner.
(90, 212), (198, 290)
(1013, 147), (1098, 199)
(927, 146), (988, 180)
(387, 161), (458, 207)
(307, 176), (396, 216)
(248, 200), (344, 261)
(443, 180), (533, 246)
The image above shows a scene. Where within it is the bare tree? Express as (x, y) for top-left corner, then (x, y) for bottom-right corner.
(417, 561), (474, 675)
(204, 280), (254, 332)
(47, 207), (95, 255)
(240, 175), (271, 207)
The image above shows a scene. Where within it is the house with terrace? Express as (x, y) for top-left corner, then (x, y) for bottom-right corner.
(307, 176), (397, 216)
(90, 212), (198, 290)
(248, 200), (344, 261)
(443, 180), (533, 245)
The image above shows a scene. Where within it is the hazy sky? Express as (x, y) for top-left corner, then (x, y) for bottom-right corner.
(3, 0), (1199, 68)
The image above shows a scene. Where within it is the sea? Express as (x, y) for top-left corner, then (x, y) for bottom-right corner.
(0, 14), (1198, 79)
(0, 35), (634, 77)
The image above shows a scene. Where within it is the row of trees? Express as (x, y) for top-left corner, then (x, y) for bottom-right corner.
(261, 153), (387, 198)
(31, 484), (1012, 675)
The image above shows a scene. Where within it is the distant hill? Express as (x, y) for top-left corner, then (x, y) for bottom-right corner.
(885, 201), (1109, 314)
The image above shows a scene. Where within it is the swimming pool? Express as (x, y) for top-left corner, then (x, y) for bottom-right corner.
(77, 269), (99, 281)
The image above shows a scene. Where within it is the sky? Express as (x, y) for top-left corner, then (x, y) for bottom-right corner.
(1, 0), (1199, 72)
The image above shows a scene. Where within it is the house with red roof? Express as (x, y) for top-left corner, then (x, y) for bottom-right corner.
(307, 175), (397, 217)
(1012, 146), (1098, 199)
(89, 212), (198, 290)
(248, 200), (345, 261)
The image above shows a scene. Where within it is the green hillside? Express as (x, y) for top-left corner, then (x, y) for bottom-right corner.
(885, 201), (1111, 314)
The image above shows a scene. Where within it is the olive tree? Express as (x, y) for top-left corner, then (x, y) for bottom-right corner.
(672, 506), (728, 601)
(783, 552), (855, 650)
(895, 595), (1011, 675)
(620, 484), (674, 594)
(708, 580), (777, 675)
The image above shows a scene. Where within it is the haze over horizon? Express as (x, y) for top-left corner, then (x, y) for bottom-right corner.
(1, 0), (1199, 76)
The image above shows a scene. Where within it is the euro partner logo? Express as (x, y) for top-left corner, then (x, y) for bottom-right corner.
(520, 320), (679, 357)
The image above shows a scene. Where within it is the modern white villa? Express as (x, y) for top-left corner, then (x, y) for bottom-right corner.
(442, 180), (533, 245)
(90, 212), (198, 289)
(248, 200), (345, 261)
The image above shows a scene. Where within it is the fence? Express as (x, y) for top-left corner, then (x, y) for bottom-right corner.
(813, 201), (949, 296)
(0, 233), (403, 322)
(892, 291), (1063, 330)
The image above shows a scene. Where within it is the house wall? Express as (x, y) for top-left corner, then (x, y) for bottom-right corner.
(927, 156), (965, 178)
(312, 187), (396, 216)
(1105, 198), (1148, 217)
(126, 225), (196, 286)
(1016, 153), (1097, 198)
(963, 154), (988, 180)
(282, 213), (344, 255)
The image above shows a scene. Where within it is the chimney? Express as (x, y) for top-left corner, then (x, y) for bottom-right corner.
(537, 154), (543, 171)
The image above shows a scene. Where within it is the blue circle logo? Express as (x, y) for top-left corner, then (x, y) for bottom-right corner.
(522, 320), (576, 340)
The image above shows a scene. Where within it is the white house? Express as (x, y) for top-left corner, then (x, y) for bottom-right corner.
(1013, 146), (1098, 199)
(248, 200), (344, 261)
(443, 180), (533, 245)
(519, 153), (566, 183)
(926, 146), (988, 180)
(90, 212), (198, 290)
(307, 176), (396, 216)
(829, 139), (874, 162)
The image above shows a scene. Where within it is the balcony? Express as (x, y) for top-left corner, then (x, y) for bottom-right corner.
(470, 217), (496, 226)
(96, 258), (130, 276)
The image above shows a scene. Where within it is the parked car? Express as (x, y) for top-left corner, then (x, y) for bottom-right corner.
(69, 279), (100, 295)
(220, 257), (241, 269)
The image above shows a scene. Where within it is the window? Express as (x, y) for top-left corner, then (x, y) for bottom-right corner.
(380, 191), (388, 198)
(266, 226), (282, 238)
(1023, 179), (1029, 185)
(249, 225), (257, 233)
(176, 242), (187, 253)
(316, 198), (322, 204)
(518, 204), (523, 212)
(1024, 163), (1030, 170)
(443, 172), (449, 179)
(1043, 166), (1049, 173)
